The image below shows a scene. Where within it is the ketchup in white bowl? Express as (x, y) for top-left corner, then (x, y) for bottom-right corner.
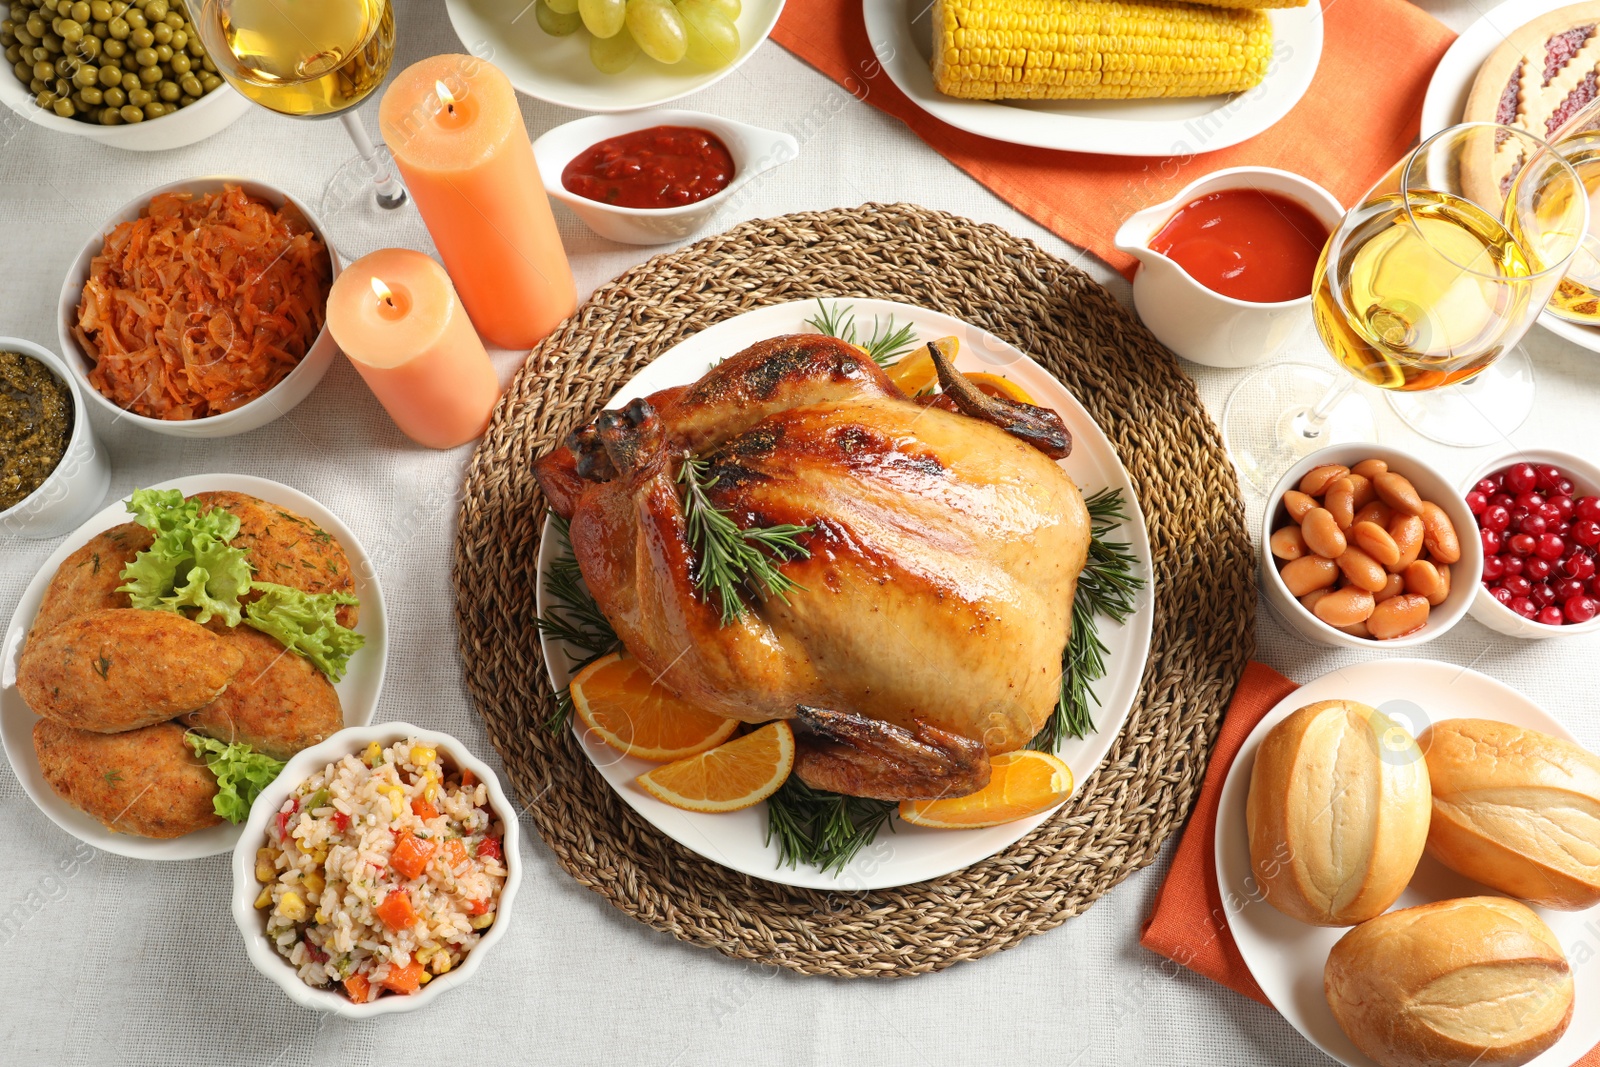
(1148, 188), (1330, 304)
(560, 125), (734, 210)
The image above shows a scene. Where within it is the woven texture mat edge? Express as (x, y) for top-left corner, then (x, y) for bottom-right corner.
(453, 203), (1256, 978)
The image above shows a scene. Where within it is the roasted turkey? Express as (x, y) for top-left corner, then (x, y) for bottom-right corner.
(534, 333), (1091, 801)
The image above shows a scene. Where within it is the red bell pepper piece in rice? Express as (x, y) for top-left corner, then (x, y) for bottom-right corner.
(380, 959), (424, 995)
(331, 810), (350, 832)
(476, 834), (502, 861)
(467, 899), (491, 916)
(389, 832), (436, 881)
(276, 798), (299, 841)
(375, 888), (417, 931)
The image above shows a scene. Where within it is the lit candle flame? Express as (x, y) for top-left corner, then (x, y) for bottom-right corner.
(371, 276), (394, 305)
(436, 80), (455, 114)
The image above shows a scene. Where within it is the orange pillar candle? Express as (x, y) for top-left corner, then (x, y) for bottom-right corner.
(327, 248), (500, 449)
(379, 55), (576, 350)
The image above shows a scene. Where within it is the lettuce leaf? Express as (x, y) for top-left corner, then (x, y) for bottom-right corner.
(244, 582), (365, 682)
(119, 488), (253, 627)
(185, 733), (286, 824)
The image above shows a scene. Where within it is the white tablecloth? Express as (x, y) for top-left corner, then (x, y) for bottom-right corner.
(3, 2), (1596, 1064)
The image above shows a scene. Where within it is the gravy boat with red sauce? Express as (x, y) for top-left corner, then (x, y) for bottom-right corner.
(532, 109), (798, 246)
(1114, 167), (1343, 369)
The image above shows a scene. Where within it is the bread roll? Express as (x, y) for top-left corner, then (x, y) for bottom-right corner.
(1420, 717), (1600, 910)
(1246, 699), (1431, 925)
(1325, 897), (1573, 1067)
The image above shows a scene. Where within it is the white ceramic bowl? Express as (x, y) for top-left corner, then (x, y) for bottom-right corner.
(532, 110), (798, 246)
(231, 722), (521, 1017)
(0, 70), (251, 151)
(1459, 448), (1600, 640)
(445, 0), (784, 114)
(1261, 444), (1482, 648)
(0, 335), (110, 539)
(57, 177), (341, 438)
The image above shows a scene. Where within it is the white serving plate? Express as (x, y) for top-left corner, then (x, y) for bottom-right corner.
(1420, 0), (1600, 357)
(862, 0), (1323, 156)
(0, 475), (388, 861)
(444, 0), (784, 113)
(535, 298), (1155, 890)
(1216, 659), (1600, 1067)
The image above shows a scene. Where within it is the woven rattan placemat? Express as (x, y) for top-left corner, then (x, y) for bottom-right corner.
(453, 203), (1256, 978)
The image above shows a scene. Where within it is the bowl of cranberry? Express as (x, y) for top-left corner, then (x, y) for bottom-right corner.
(1461, 450), (1600, 639)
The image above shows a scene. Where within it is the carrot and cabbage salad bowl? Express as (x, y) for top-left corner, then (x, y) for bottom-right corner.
(56, 177), (343, 439)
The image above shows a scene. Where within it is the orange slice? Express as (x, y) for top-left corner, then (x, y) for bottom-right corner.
(571, 652), (738, 762)
(961, 373), (1036, 405)
(898, 750), (1073, 829)
(636, 721), (795, 813)
(885, 347), (937, 395)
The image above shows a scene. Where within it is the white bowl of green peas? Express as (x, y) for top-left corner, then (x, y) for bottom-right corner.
(0, 0), (251, 151)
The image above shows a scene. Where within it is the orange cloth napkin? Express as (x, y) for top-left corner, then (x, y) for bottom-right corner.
(771, 0), (1456, 276)
(1139, 661), (1296, 1005)
(1139, 662), (1600, 1067)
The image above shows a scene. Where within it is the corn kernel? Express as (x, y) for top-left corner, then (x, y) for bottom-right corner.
(412, 746), (436, 765)
(301, 871), (325, 895)
(276, 891), (307, 922)
(429, 952), (453, 975)
(417, 972), (431, 985)
(310, 849), (327, 865)
(415, 945), (437, 964)
(470, 913), (494, 930)
(255, 847), (277, 883)
(364, 741), (383, 767)
(254, 886), (273, 909)
(314, 910), (329, 924)
(383, 787), (404, 818)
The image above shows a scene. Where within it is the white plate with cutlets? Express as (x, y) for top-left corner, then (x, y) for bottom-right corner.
(0, 475), (386, 861)
(534, 299), (1154, 890)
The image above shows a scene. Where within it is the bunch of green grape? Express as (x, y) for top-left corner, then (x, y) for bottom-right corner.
(535, 0), (741, 75)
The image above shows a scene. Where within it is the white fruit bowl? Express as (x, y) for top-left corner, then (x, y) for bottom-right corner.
(1460, 448), (1600, 640)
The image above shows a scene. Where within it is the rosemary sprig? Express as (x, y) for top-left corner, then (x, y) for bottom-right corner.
(1030, 488), (1145, 751)
(534, 515), (620, 732)
(765, 777), (897, 875)
(804, 299), (920, 366)
(678, 455), (813, 627)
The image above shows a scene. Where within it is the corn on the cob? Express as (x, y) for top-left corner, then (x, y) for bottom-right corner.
(931, 0), (1274, 101)
(1188, 0), (1305, 8)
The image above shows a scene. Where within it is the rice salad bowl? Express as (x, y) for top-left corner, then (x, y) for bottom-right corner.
(232, 724), (521, 1016)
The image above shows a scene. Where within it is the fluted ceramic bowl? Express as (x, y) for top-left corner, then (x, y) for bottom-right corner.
(231, 723), (521, 1017)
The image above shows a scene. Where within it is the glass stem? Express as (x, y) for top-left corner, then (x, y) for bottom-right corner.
(1300, 375), (1355, 440)
(339, 112), (408, 211)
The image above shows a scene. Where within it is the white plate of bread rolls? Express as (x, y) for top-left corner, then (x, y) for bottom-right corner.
(1217, 659), (1600, 1067)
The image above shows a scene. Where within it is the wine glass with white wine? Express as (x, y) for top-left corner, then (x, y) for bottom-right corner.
(1224, 123), (1588, 488)
(193, 0), (426, 259)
